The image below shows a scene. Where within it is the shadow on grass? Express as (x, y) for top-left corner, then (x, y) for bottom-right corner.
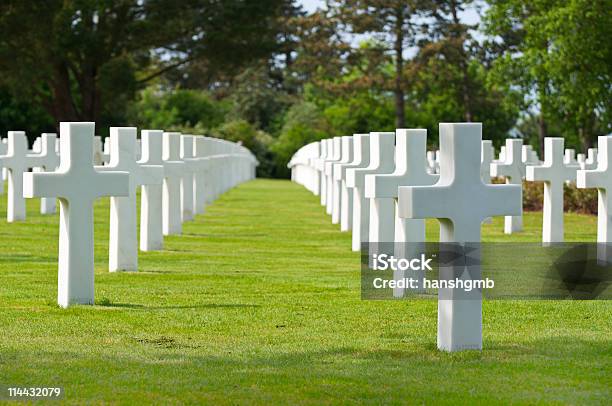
(0, 254), (56, 264)
(96, 302), (260, 310)
(0, 337), (608, 403)
(179, 233), (268, 238)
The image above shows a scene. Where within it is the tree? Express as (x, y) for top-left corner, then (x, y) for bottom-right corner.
(0, 0), (284, 128)
(484, 0), (611, 151)
(328, 0), (427, 128)
(227, 67), (294, 133)
(420, 0), (478, 122)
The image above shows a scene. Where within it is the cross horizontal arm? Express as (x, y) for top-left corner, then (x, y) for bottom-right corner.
(577, 169), (607, 189)
(397, 184), (453, 219)
(23, 171), (66, 198)
(482, 183), (522, 217)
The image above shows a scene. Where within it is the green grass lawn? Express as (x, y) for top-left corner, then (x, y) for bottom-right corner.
(0, 179), (609, 404)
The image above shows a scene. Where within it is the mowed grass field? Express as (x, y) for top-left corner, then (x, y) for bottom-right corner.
(0, 179), (609, 404)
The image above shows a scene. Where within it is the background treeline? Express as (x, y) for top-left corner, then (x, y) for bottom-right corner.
(0, 0), (609, 178)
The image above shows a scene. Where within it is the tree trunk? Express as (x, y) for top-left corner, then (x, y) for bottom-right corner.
(538, 113), (547, 156)
(79, 67), (101, 124)
(450, 0), (472, 122)
(394, 9), (405, 128)
(579, 111), (595, 150)
(50, 62), (79, 122)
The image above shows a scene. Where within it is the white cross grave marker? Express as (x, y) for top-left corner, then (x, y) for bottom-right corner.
(32, 136), (41, 153)
(398, 123), (521, 351)
(193, 136), (211, 215)
(180, 134), (197, 222)
(427, 150), (439, 174)
(564, 149), (578, 166)
(585, 148), (598, 169)
(23, 122), (129, 307)
(332, 136), (353, 226)
(97, 127), (163, 272)
(162, 132), (187, 235)
(316, 139), (329, 206)
(491, 139), (525, 234)
(481, 140), (494, 225)
(335, 135), (369, 232)
(308, 141), (321, 197)
(0, 137), (5, 195)
(366, 129), (438, 244)
(0, 131), (31, 222)
(481, 140), (494, 185)
(93, 136), (104, 165)
(577, 135), (612, 261)
(579, 148), (598, 170)
(346, 132), (395, 251)
(138, 130), (166, 251)
(103, 137), (111, 164)
(325, 137), (342, 217)
(526, 138), (576, 242)
(28, 133), (60, 214)
(522, 145), (539, 165)
(497, 145), (506, 163)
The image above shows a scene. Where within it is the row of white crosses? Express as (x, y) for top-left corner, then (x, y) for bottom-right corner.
(291, 123), (521, 351)
(290, 125), (611, 352)
(1, 122), (257, 308)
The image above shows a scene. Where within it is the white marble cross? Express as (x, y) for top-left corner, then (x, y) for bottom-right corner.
(577, 153), (586, 169)
(0, 131), (31, 222)
(204, 138), (220, 205)
(0, 137), (6, 195)
(103, 137), (111, 164)
(365, 129), (438, 244)
(522, 145), (539, 165)
(216, 140), (233, 194)
(497, 145), (506, 163)
(346, 132), (395, 251)
(426, 150), (439, 174)
(325, 137), (342, 217)
(162, 132), (187, 235)
(316, 139), (329, 206)
(212, 139), (228, 202)
(577, 135), (612, 260)
(180, 134), (197, 222)
(93, 136), (104, 165)
(335, 135), (369, 232)
(23, 122), (129, 307)
(193, 136), (211, 215)
(491, 139), (525, 234)
(97, 127), (163, 272)
(28, 133), (60, 214)
(332, 136), (353, 226)
(579, 148), (598, 170)
(480, 140), (494, 184)
(586, 148), (598, 169)
(481, 140), (495, 225)
(32, 136), (41, 153)
(564, 149), (578, 166)
(308, 141), (321, 197)
(526, 138), (576, 242)
(398, 123), (521, 352)
(138, 130), (166, 251)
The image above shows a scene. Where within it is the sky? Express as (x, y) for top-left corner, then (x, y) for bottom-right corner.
(297, 0), (483, 27)
(296, 0), (485, 58)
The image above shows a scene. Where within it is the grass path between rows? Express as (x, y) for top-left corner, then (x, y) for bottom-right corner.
(0, 179), (609, 404)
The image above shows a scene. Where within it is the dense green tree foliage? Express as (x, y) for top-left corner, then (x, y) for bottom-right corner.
(0, 0), (608, 176)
